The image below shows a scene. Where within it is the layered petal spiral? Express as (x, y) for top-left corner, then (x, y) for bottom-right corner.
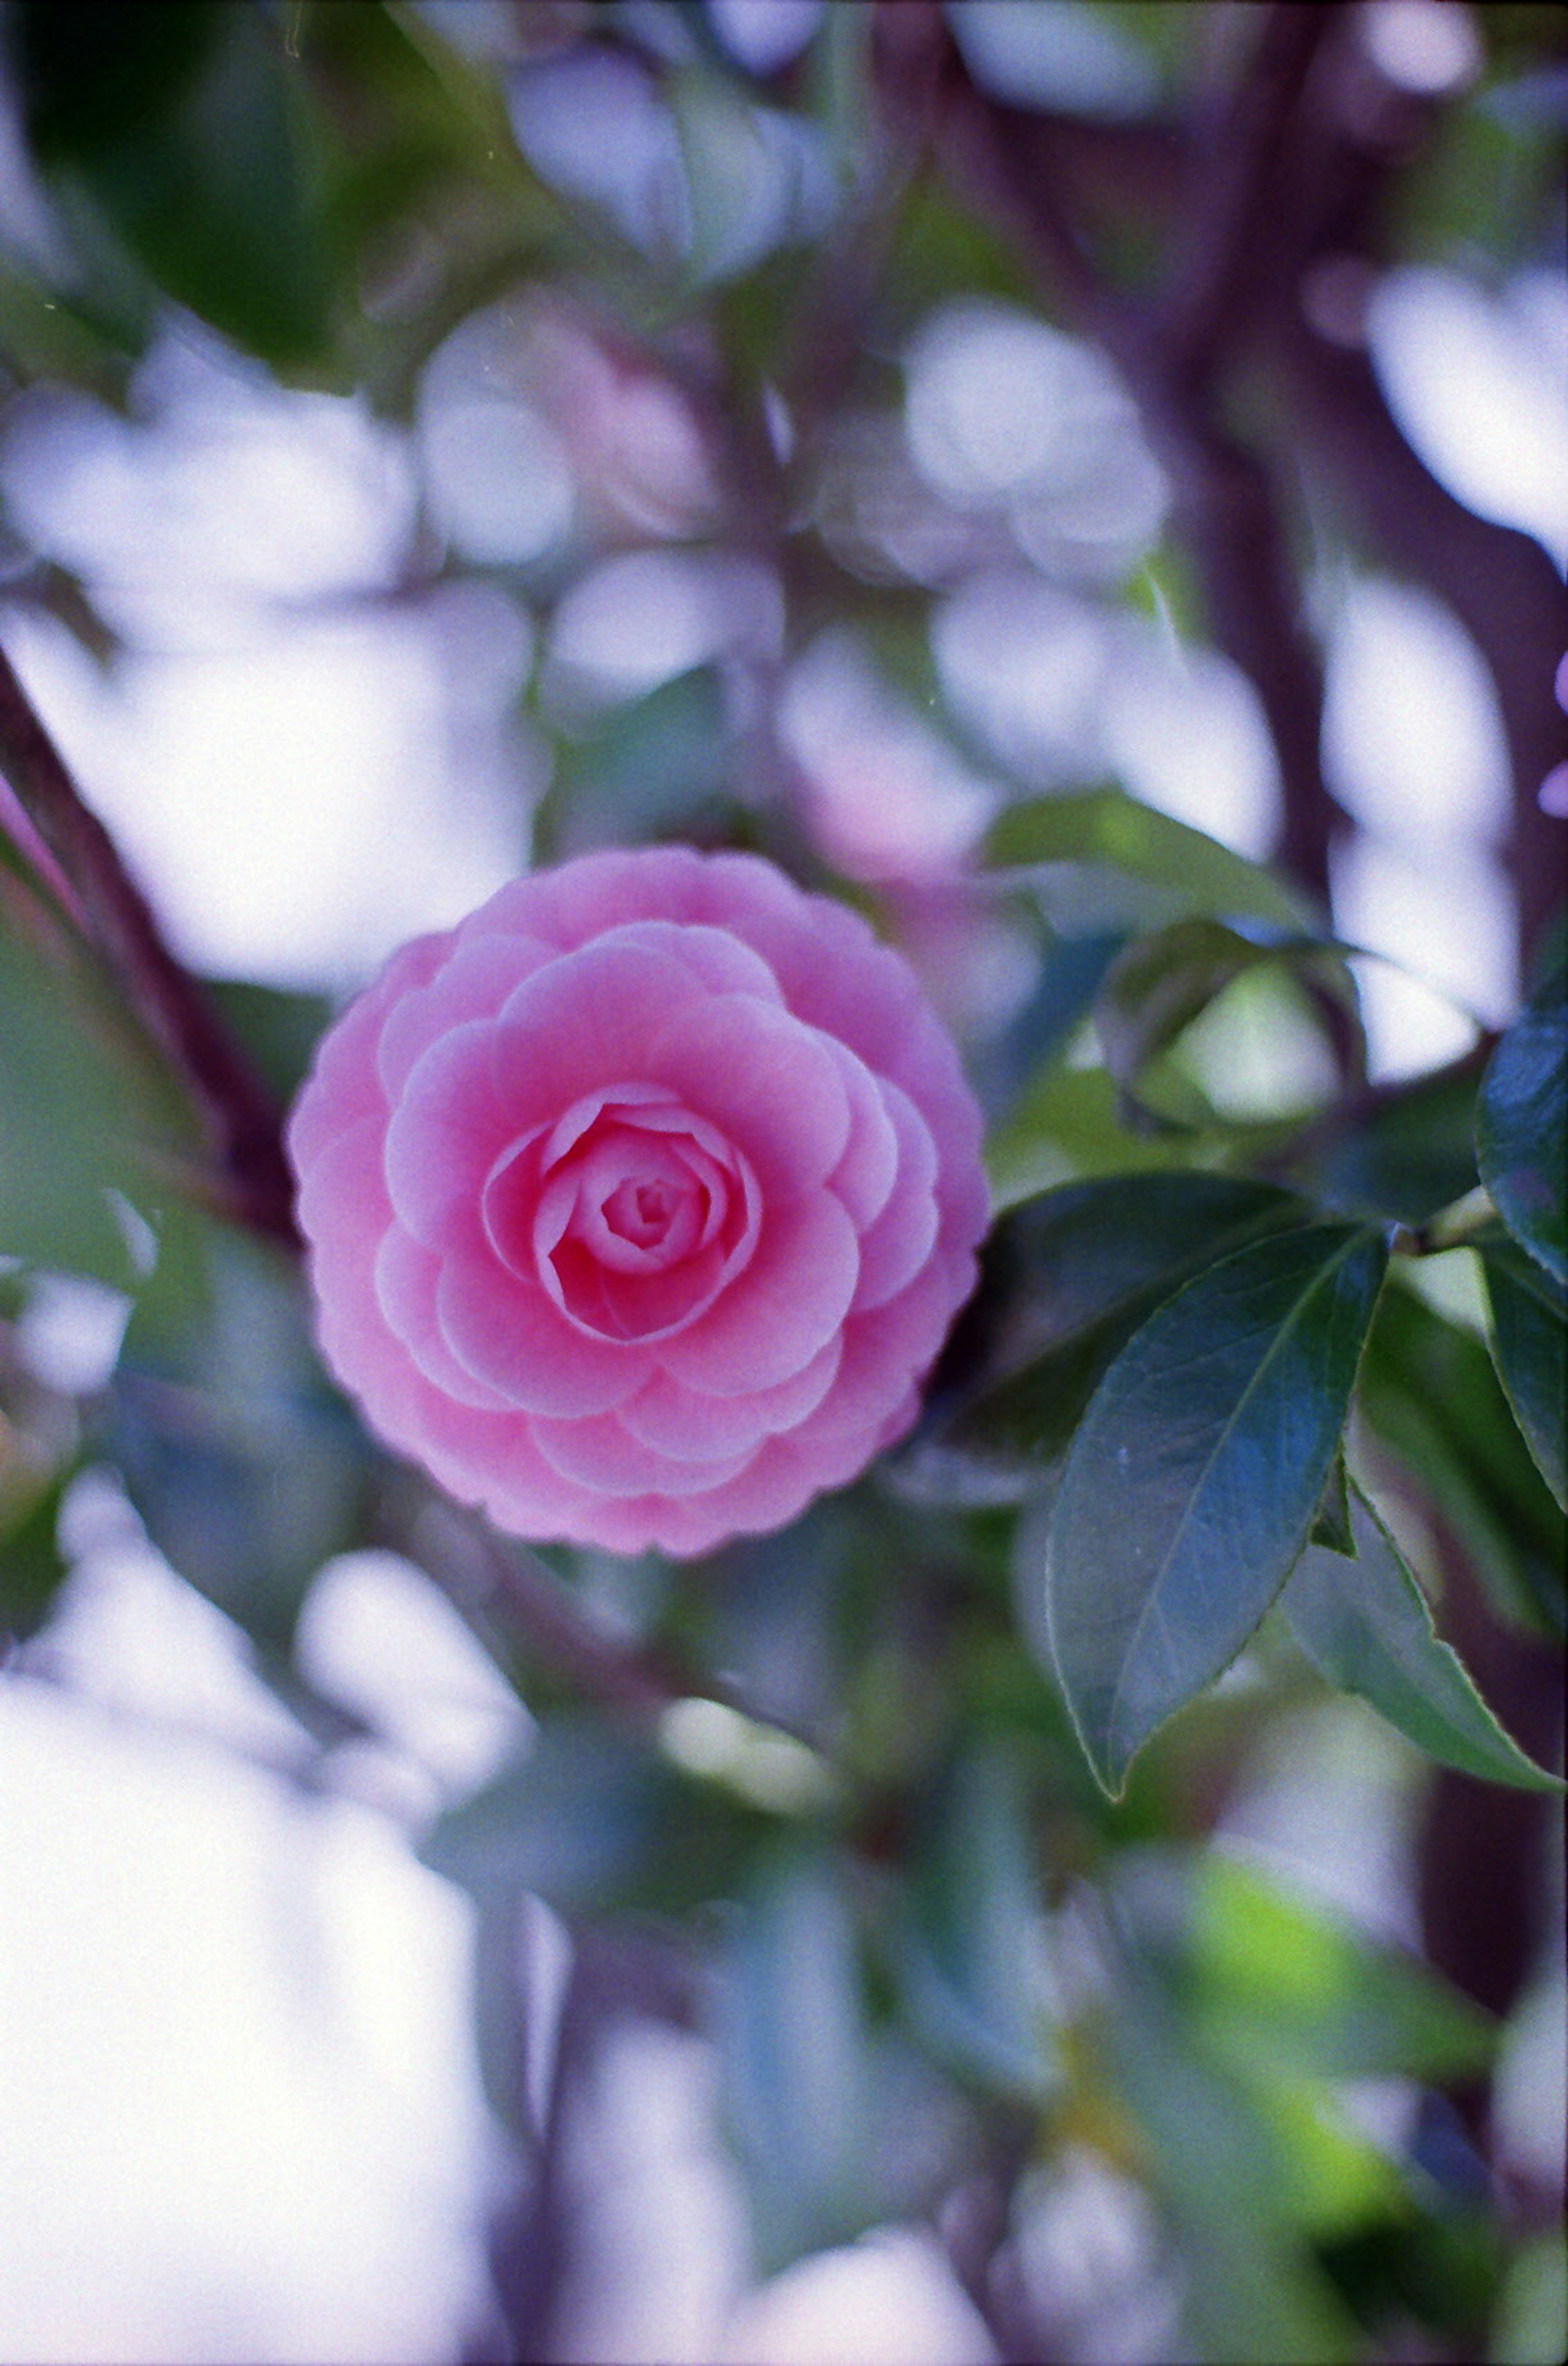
(287, 846), (989, 1555)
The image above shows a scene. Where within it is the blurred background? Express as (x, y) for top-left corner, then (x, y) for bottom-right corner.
(0, 3), (1564, 2361)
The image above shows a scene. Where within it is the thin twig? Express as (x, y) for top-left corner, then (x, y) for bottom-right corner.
(894, 3), (1354, 922)
(401, 1484), (823, 1745)
(0, 643), (300, 1248)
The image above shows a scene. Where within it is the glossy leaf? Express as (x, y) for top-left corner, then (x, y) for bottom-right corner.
(898, 1742), (1055, 2100)
(12, 0), (333, 369)
(909, 1174), (1308, 1502)
(1476, 970), (1567, 1285)
(984, 786), (1312, 933)
(1094, 917), (1358, 1095)
(105, 1205), (366, 1651)
(1358, 1279), (1566, 1637)
(0, 916), (178, 1285)
(1186, 1854), (1496, 2084)
(1309, 1060), (1481, 1226)
(1309, 1450), (1354, 1555)
(717, 1848), (871, 2273)
(1039, 1223), (1388, 1793)
(1281, 1481), (1562, 1792)
(1481, 1239), (1568, 1510)
(0, 1473), (71, 1646)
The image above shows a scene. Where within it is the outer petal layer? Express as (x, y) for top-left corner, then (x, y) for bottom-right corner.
(287, 847), (987, 1556)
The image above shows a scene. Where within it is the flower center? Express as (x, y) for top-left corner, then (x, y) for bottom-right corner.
(482, 1086), (762, 1342)
(606, 1175), (675, 1248)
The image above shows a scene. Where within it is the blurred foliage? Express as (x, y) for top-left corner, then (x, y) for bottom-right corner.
(0, 4), (1563, 2362)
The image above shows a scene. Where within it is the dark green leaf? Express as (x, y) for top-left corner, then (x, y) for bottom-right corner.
(205, 979), (335, 1111)
(535, 670), (740, 863)
(984, 786), (1313, 933)
(1309, 1450), (1354, 1555)
(717, 1847), (873, 2273)
(105, 1204), (365, 1650)
(1481, 1239), (1567, 1510)
(0, 915), (181, 1284)
(899, 1742), (1054, 2100)
(1094, 918), (1358, 1095)
(1358, 1278), (1566, 1636)
(0, 1472), (71, 1645)
(1476, 971), (1567, 1284)
(1281, 1480), (1563, 1791)
(1038, 1223), (1388, 1793)
(908, 1173), (1309, 1503)
(421, 1713), (775, 1918)
(12, 0), (333, 368)
(1308, 1059), (1481, 1226)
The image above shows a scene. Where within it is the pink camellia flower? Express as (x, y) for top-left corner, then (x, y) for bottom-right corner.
(288, 846), (989, 1557)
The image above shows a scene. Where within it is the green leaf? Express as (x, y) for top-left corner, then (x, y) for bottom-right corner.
(717, 1847), (873, 2273)
(421, 1711), (780, 1918)
(1309, 1450), (1354, 1555)
(1308, 1057), (1482, 1227)
(205, 979), (335, 1111)
(0, 914), (181, 1285)
(0, 1472), (72, 1645)
(898, 1742), (1055, 2100)
(1281, 1482), (1563, 1792)
(105, 1203), (365, 1651)
(1100, 1983), (1365, 2364)
(1187, 1853), (1497, 2084)
(1094, 918), (1358, 1095)
(535, 670), (741, 863)
(12, 0), (333, 369)
(984, 786), (1313, 934)
(1476, 971), (1567, 1285)
(984, 1065), (1189, 1211)
(909, 1173), (1308, 1503)
(1358, 1278), (1566, 1637)
(1481, 1239), (1567, 1510)
(1038, 1223), (1388, 1793)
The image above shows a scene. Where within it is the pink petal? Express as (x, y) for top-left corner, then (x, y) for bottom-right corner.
(595, 917), (785, 1003)
(489, 938), (714, 1134)
(374, 1227), (514, 1412)
(295, 1116), (398, 1397)
(510, 843), (710, 947)
(528, 1408), (754, 1496)
(886, 1007), (989, 1238)
(375, 932), (556, 1100)
(637, 1410), (898, 1556)
(397, 1389), (596, 1535)
(697, 862), (926, 1080)
(437, 1246), (650, 1415)
(384, 1021), (515, 1254)
(800, 1252), (964, 1441)
(647, 995), (851, 1199)
(617, 1337), (842, 1459)
(287, 932), (445, 1173)
(851, 1081), (939, 1311)
(658, 1188), (860, 1395)
(822, 1040), (899, 1231)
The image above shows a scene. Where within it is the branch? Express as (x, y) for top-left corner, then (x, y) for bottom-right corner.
(1154, 3), (1342, 389)
(0, 642), (300, 1248)
(1275, 320), (1568, 965)
(891, 3), (1353, 916)
(400, 1484), (823, 1745)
